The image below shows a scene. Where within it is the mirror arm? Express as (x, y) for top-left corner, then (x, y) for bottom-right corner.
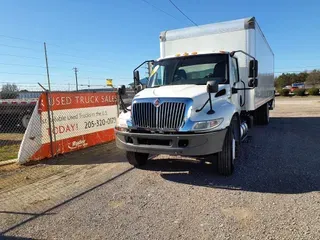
(119, 94), (131, 113)
(207, 92), (214, 114)
(195, 94), (215, 115)
(133, 60), (154, 89)
(230, 50), (256, 61)
(230, 50), (257, 79)
(133, 60), (154, 72)
(195, 98), (210, 113)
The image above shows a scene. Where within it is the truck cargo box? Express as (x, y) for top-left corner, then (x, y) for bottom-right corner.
(159, 17), (274, 111)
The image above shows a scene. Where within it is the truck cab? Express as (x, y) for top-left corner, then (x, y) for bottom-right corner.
(115, 17), (274, 175)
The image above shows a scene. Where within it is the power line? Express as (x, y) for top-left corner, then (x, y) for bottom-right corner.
(0, 81), (115, 87)
(0, 43), (89, 60)
(0, 70), (131, 81)
(0, 53), (42, 60)
(0, 34), (81, 51)
(0, 43), (39, 52)
(0, 34), (43, 44)
(168, 0), (198, 26)
(48, 59), (107, 68)
(0, 62), (46, 68)
(0, 42), (116, 64)
(1, 51), (319, 73)
(0, 52), (111, 70)
(141, 0), (181, 21)
(0, 62), (112, 74)
(0, 71), (46, 76)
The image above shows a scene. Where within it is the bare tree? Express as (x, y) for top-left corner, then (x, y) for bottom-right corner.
(306, 70), (320, 87)
(0, 83), (19, 99)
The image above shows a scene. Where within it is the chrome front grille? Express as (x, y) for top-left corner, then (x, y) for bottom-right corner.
(132, 101), (186, 130)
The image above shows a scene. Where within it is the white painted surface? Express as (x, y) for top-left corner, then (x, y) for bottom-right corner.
(159, 17), (274, 111)
(18, 101), (42, 164)
(40, 105), (117, 143)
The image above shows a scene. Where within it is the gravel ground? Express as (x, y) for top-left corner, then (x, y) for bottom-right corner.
(1, 97), (320, 239)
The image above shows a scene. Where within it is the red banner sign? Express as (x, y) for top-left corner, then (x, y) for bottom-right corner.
(18, 91), (118, 163)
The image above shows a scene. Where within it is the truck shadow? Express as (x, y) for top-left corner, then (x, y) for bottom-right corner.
(143, 117), (320, 194)
(43, 142), (127, 165)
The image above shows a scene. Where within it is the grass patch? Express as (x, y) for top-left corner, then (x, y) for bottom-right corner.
(0, 144), (20, 161)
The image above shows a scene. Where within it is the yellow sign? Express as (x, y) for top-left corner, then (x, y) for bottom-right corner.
(106, 79), (113, 86)
(150, 65), (159, 77)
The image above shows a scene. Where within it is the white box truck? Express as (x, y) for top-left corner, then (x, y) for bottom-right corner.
(116, 17), (274, 175)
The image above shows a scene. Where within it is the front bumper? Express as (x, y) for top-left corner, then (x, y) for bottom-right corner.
(115, 129), (227, 156)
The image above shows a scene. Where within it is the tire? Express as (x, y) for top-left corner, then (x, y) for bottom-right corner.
(20, 113), (31, 130)
(254, 103), (269, 125)
(217, 122), (238, 176)
(126, 151), (149, 167)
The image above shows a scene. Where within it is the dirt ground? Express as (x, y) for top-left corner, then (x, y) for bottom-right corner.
(1, 96), (319, 239)
(272, 96), (320, 117)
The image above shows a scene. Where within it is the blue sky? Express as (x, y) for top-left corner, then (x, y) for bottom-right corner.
(0, 0), (320, 90)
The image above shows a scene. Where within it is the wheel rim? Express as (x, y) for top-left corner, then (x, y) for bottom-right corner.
(266, 105), (270, 122)
(22, 114), (31, 128)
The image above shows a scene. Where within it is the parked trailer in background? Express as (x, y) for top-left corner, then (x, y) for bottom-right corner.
(116, 17), (274, 175)
(0, 98), (37, 130)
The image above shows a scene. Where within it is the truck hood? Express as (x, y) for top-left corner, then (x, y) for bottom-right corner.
(133, 85), (228, 107)
(134, 85), (207, 99)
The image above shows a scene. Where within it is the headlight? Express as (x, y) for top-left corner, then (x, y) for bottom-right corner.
(115, 118), (128, 132)
(192, 118), (224, 131)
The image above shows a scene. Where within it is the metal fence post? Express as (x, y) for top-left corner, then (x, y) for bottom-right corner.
(45, 91), (54, 157)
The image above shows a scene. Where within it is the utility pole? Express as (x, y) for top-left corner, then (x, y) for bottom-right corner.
(144, 65), (149, 78)
(73, 67), (78, 91)
(43, 42), (51, 92)
(44, 42), (56, 156)
(147, 62), (153, 77)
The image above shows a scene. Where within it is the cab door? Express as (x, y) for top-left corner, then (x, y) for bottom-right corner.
(230, 57), (242, 112)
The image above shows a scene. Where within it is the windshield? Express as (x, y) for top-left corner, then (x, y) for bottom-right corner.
(148, 54), (228, 87)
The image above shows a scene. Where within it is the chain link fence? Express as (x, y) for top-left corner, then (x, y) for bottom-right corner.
(0, 83), (134, 163)
(0, 84), (41, 162)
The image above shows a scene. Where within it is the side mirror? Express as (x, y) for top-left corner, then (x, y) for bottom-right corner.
(248, 78), (258, 88)
(118, 85), (126, 95)
(133, 70), (140, 85)
(206, 80), (219, 93)
(249, 60), (258, 78)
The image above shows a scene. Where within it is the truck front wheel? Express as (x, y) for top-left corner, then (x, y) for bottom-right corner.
(126, 151), (149, 167)
(217, 124), (237, 176)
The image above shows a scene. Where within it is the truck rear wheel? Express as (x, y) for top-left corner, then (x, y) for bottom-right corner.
(217, 124), (237, 176)
(126, 151), (149, 167)
(254, 103), (269, 125)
